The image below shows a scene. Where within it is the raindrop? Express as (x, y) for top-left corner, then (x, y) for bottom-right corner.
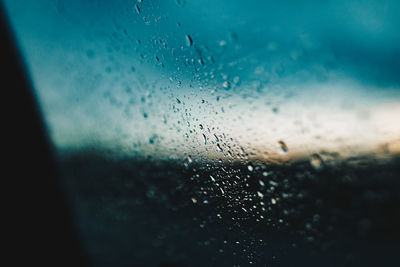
(269, 180), (278, 186)
(191, 197), (197, 203)
(187, 155), (193, 163)
(202, 134), (207, 144)
(217, 143), (223, 152)
(247, 164), (254, 172)
(210, 175), (216, 182)
(198, 58), (205, 66)
(259, 180), (265, 187)
(310, 153), (324, 171)
(185, 35), (193, 46)
(134, 4), (140, 14)
(257, 191), (264, 198)
(278, 140), (288, 154)
(222, 81), (231, 89)
(271, 198), (277, 205)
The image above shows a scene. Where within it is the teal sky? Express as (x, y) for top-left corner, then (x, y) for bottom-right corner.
(3, 0), (400, 160)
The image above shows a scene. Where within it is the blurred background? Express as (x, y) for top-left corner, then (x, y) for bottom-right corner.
(3, 0), (400, 266)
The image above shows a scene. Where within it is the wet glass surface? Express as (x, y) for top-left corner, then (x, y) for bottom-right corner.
(3, 1), (400, 266)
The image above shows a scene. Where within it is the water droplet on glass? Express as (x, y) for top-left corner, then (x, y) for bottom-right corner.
(269, 180), (278, 186)
(278, 140), (288, 154)
(222, 81), (231, 89)
(134, 4), (140, 14)
(202, 134), (207, 144)
(198, 58), (205, 66)
(310, 153), (324, 171)
(217, 143), (223, 152)
(219, 40), (227, 46)
(185, 35), (193, 46)
(247, 164), (254, 172)
(271, 198), (277, 205)
(187, 155), (193, 163)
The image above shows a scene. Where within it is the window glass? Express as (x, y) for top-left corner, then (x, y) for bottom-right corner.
(4, 1), (400, 266)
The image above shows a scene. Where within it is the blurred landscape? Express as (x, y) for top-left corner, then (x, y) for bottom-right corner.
(3, 0), (400, 265)
(58, 148), (400, 266)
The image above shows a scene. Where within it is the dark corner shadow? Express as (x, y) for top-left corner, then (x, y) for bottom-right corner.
(1, 3), (90, 266)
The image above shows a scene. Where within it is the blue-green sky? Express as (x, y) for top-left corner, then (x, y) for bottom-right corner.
(3, 0), (400, 160)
